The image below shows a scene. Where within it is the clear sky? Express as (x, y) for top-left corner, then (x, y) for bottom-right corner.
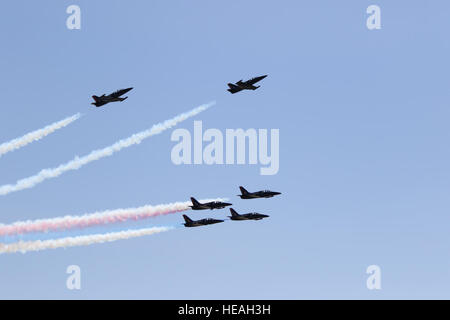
(0, 0), (449, 299)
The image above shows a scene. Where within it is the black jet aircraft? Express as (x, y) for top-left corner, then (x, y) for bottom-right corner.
(189, 197), (232, 210)
(183, 215), (224, 228)
(228, 208), (269, 221)
(238, 186), (281, 199)
(91, 87), (133, 107)
(227, 75), (267, 94)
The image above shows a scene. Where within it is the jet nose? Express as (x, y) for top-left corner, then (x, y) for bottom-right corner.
(274, 192), (281, 195)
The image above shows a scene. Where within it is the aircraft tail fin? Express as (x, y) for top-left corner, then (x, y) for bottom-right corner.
(239, 186), (249, 195)
(183, 215), (193, 224)
(92, 95), (100, 102)
(190, 197), (201, 206)
(229, 208), (239, 217)
(227, 83), (242, 94)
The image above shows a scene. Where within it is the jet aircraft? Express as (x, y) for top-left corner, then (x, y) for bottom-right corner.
(238, 186), (281, 199)
(189, 197), (232, 210)
(227, 75), (267, 94)
(91, 87), (133, 107)
(183, 215), (224, 227)
(228, 208), (269, 221)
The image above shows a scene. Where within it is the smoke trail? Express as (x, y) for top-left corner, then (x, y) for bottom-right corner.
(0, 226), (173, 254)
(0, 102), (215, 196)
(0, 113), (81, 158)
(0, 198), (226, 236)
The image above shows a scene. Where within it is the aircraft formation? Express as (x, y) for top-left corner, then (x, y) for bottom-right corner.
(0, 74), (273, 253)
(91, 75), (267, 107)
(90, 76), (276, 228)
(183, 186), (281, 228)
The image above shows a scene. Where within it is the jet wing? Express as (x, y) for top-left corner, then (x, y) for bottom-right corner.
(246, 77), (261, 85)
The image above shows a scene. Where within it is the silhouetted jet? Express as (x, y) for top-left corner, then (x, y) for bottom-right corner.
(228, 208), (269, 221)
(238, 186), (281, 199)
(189, 197), (232, 210)
(91, 87), (133, 107)
(183, 215), (224, 227)
(227, 75), (267, 94)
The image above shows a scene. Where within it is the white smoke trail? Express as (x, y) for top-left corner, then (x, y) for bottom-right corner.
(0, 226), (173, 254)
(0, 113), (81, 157)
(0, 102), (215, 196)
(0, 198), (226, 236)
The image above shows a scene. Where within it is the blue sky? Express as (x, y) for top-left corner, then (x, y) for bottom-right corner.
(0, 0), (449, 299)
